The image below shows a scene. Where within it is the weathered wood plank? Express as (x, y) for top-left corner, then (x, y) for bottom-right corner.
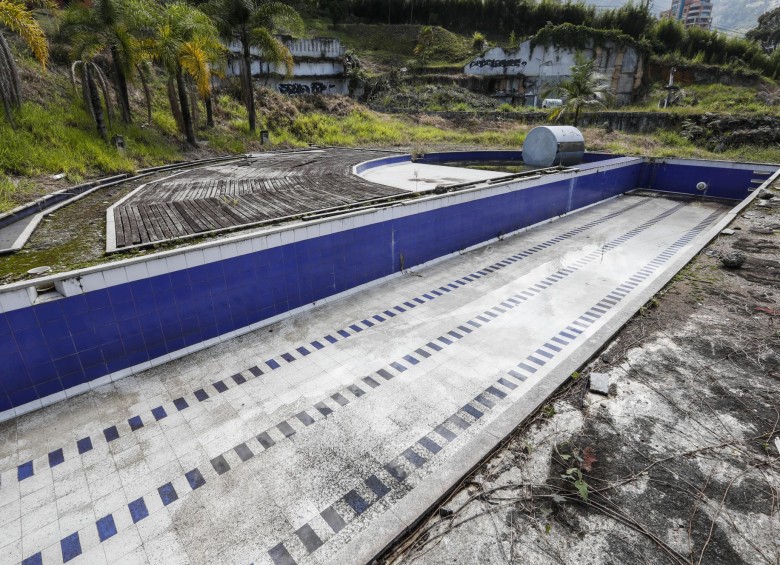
(113, 148), (403, 247)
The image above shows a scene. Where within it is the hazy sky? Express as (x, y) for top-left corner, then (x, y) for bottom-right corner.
(582, 0), (780, 32)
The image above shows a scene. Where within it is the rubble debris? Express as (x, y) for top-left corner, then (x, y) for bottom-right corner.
(721, 250), (747, 268)
(588, 372), (610, 396)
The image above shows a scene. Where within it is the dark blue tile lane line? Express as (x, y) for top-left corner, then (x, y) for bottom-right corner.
(9, 199), (650, 484)
(20, 203), (686, 564)
(261, 207), (724, 565)
(22, 462), (212, 565)
(509, 208), (722, 381)
(96, 515), (117, 542)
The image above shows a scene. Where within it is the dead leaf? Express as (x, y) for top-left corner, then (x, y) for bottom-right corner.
(582, 446), (597, 472)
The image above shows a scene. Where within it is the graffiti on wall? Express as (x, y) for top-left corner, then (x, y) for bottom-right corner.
(468, 58), (528, 69)
(278, 82), (336, 95)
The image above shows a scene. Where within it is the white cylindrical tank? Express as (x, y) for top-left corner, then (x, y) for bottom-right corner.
(523, 126), (585, 167)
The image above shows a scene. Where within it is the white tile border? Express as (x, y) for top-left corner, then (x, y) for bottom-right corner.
(656, 156), (778, 172)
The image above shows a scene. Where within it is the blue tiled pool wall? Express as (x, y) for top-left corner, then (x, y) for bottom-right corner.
(639, 159), (777, 200)
(392, 153), (775, 201)
(356, 152), (776, 202)
(0, 163), (644, 413)
(353, 154), (410, 174)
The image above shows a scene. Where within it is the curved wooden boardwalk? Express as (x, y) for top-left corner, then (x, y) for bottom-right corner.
(112, 149), (404, 248)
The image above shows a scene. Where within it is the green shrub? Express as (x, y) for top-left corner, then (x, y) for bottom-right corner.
(656, 130), (692, 147)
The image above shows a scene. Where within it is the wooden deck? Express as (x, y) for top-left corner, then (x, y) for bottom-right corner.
(112, 149), (404, 248)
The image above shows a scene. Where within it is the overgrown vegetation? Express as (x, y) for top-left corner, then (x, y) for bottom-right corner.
(303, 19), (472, 68)
(589, 124), (780, 163)
(627, 83), (780, 115)
(650, 17), (780, 78)
(370, 83), (506, 112)
(0, 100), (176, 177)
(342, 0), (654, 40)
(530, 23), (646, 53)
(544, 53), (610, 127)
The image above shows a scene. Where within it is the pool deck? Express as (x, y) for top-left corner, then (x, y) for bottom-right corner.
(357, 161), (507, 191)
(0, 195), (729, 565)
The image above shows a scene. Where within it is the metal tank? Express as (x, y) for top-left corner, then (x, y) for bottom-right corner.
(522, 126), (585, 167)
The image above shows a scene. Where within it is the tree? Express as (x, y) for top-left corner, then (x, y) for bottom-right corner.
(413, 25), (433, 67)
(71, 60), (113, 139)
(544, 53), (611, 127)
(652, 16), (685, 55)
(0, 0), (50, 123)
(140, 2), (222, 146)
(205, 0), (303, 133)
(472, 31), (487, 52)
(323, 0), (348, 26)
(61, 0), (155, 124)
(747, 7), (780, 54)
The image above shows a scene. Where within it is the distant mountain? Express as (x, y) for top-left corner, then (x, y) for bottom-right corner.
(582, 1), (780, 33)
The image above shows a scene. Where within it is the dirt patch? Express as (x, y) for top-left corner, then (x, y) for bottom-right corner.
(295, 93), (360, 116)
(384, 194), (780, 565)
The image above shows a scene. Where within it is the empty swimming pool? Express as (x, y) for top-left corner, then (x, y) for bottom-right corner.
(0, 150), (777, 565)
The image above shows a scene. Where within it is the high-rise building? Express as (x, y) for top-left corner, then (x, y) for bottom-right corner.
(661, 0), (713, 29)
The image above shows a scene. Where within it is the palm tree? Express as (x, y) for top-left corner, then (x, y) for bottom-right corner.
(205, 0), (303, 132)
(545, 53), (611, 127)
(0, 0), (50, 123)
(61, 0), (154, 124)
(140, 2), (222, 146)
(71, 59), (113, 139)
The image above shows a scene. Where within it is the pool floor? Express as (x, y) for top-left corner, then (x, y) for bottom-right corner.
(0, 195), (729, 565)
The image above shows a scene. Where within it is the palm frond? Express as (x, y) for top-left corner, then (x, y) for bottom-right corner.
(112, 24), (137, 74)
(544, 52), (611, 124)
(69, 30), (104, 62)
(0, 0), (49, 67)
(180, 40), (212, 97)
(251, 1), (304, 35)
(249, 26), (293, 76)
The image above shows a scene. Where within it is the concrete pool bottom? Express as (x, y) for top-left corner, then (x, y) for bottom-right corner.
(0, 195), (736, 565)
